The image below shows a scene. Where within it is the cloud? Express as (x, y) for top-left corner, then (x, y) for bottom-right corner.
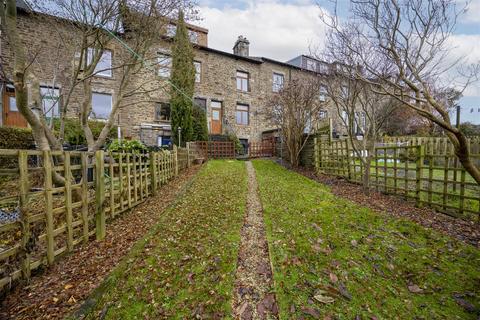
(196, 0), (327, 62)
(462, 0), (480, 24)
(446, 34), (480, 97)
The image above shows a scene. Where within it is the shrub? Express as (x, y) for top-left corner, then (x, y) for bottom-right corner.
(107, 139), (148, 154)
(0, 126), (35, 149)
(52, 118), (117, 146)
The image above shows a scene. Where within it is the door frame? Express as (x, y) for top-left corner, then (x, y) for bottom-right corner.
(210, 100), (223, 134)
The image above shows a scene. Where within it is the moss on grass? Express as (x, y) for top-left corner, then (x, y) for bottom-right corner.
(253, 160), (480, 319)
(82, 160), (247, 319)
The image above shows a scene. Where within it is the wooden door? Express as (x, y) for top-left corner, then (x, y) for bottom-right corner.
(3, 90), (27, 127)
(210, 101), (222, 134)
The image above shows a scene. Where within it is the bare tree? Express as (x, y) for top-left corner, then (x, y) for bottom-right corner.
(319, 0), (480, 184)
(1, 0), (188, 153)
(270, 77), (323, 168)
(323, 63), (398, 193)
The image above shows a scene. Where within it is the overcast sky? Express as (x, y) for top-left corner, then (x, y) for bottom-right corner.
(195, 0), (480, 124)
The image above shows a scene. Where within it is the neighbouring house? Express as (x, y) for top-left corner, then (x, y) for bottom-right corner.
(0, 2), (343, 147)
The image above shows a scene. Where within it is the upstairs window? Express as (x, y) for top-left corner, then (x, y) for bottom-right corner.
(319, 63), (329, 74)
(194, 61), (201, 83)
(272, 73), (284, 92)
(236, 103), (249, 125)
(319, 110), (328, 119)
(158, 53), (172, 78)
(236, 71), (249, 92)
(91, 92), (112, 120)
(40, 86), (60, 118)
(188, 30), (198, 44)
(155, 102), (170, 121)
(319, 85), (327, 102)
(166, 24), (176, 37)
(306, 58), (316, 71)
(87, 48), (112, 77)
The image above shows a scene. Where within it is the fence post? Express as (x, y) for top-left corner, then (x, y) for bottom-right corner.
(174, 145), (179, 176)
(314, 137), (319, 173)
(345, 140), (352, 180)
(43, 151), (55, 265)
(328, 118), (333, 143)
(95, 150), (106, 240)
(415, 145), (425, 207)
(186, 142), (191, 168)
(18, 151), (31, 281)
(64, 152), (73, 252)
(150, 152), (157, 194)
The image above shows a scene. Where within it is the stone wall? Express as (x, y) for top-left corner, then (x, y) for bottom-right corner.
(1, 9), (341, 147)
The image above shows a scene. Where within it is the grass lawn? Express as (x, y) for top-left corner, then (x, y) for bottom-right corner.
(253, 160), (480, 319)
(82, 160), (247, 319)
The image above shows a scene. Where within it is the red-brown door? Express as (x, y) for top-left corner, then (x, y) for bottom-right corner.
(210, 101), (222, 134)
(3, 90), (27, 127)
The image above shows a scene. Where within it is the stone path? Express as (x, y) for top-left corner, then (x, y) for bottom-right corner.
(232, 161), (278, 319)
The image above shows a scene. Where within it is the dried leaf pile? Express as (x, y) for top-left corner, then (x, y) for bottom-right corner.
(0, 165), (200, 320)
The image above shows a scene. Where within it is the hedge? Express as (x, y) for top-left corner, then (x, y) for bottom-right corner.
(0, 126), (35, 149)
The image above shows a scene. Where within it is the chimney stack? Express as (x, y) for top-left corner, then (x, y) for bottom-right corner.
(233, 35), (250, 57)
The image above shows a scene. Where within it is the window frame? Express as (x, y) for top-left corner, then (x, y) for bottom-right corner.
(236, 71), (249, 92)
(40, 86), (61, 118)
(319, 85), (327, 102)
(91, 92), (113, 120)
(235, 103), (249, 125)
(272, 72), (284, 92)
(87, 48), (113, 78)
(155, 102), (171, 122)
(194, 61), (202, 83)
(158, 53), (172, 78)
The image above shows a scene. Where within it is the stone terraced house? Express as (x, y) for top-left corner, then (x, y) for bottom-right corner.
(0, 2), (344, 148)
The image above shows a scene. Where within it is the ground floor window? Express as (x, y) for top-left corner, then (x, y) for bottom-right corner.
(236, 103), (249, 125)
(40, 86), (60, 118)
(91, 92), (112, 119)
(155, 102), (170, 121)
(157, 135), (171, 147)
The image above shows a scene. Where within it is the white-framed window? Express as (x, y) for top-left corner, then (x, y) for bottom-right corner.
(166, 24), (176, 37)
(306, 58), (316, 71)
(319, 110), (328, 119)
(91, 92), (112, 120)
(194, 61), (201, 83)
(341, 85), (349, 98)
(188, 30), (198, 44)
(40, 86), (60, 118)
(155, 102), (170, 121)
(236, 103), (249, 125)
(319, 63), (329, 74)
(319, 85), (327, 102)
(236, 71), (249, 92)
(88, 48), (112, 77)
(272, 73), (284, 92)
(158, 53), (172, 78)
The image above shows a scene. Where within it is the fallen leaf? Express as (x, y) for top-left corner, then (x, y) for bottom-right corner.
(64, 284), (73, 290)
(314, 293), (335, 304)
(53, 297), (59, 303)
(351, 239), (358, 247)
(302, 306), (321, 318)
(329, 273), (338, 283)
(408, 285), (423, 293)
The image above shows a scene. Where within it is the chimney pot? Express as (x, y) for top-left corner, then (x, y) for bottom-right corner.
(233, 35), (250, 57)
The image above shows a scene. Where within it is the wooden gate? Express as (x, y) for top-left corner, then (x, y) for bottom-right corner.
(249, 138), (275, 158)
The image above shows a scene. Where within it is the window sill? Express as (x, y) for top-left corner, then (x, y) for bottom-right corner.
(93, 74), (114, 80)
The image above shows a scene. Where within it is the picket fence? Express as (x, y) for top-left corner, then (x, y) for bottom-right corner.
(0, 146), (193, 291)
(314, 137), (480, 220)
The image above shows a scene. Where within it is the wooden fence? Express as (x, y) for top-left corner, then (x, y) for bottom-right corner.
(314, 138), (480, 220)
(249, 138), (275, 158)
(188, 141), (235, 159)
(0, 147), (189, 291)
